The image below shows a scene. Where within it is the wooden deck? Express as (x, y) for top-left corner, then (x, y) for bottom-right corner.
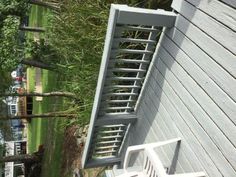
(121, 0), (236, 177)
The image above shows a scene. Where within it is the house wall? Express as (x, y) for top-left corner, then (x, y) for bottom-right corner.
(5, 142), (14, 177)
(4, 141), (26, 177)
(125, 0), (236, 176)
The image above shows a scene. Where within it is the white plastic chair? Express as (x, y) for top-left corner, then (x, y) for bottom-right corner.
(117, 138), (205, 177)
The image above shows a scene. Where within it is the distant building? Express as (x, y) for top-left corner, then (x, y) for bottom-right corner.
(5, 97), (19, 117)
(4, 141), (27, 177)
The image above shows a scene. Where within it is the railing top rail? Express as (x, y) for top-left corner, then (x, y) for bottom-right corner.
(81, 5), (120, 168)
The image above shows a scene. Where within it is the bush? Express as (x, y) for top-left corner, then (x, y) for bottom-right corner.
(46, 0), (110, 123)
(45, 0), (171, 123)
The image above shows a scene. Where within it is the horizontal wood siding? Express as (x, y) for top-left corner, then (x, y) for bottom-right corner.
(124, 0), (236, 177)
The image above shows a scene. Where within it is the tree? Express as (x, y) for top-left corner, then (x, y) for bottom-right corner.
(0, 121), (13, 141)
(0, 92), (80, 120)
(0, 91), (79, 100)
(0, 154), (39, 163)
(0, 70), (12, 93)
(0, 15), (22, 71)
(0, 0), (30, 21)
(0, 113), (77, 120)
(0, 90), (81, 120)
(0, 0), (61, 72)
(19, 26), (45, 33)
(0, 91), (81, 105)
(0, 16), (57, 72)
(0, 144), (44, 166)
(0, 145), (45, 176)
(29, 0), (60, 11)
(20, 58), (55, 70)
(0, 0), (59, 20)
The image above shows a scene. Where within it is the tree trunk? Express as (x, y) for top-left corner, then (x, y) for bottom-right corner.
(0, 113), (77, 120)
(29, 0), (60, 11)
(19, 26), (45, 33)
(1, 8), (25, 18)
(0, 154), (39, 163)
(20, 59), (54, 70)
(0, 91), (78, 100)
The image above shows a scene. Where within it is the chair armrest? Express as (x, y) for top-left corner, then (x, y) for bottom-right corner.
(148, 138), (181, 148)
(123, 144), (147, 172)
(168, 172), (206, 177)
(123, 138), (181, 175)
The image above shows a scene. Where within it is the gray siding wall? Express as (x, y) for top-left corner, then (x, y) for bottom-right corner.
(124, 0), (236, 176)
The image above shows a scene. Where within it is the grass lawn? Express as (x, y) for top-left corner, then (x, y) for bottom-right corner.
(27, 5), (49, 39)
(27, 68), (65, 177)
(26, 5), (66, 177)
(25, 1), (168, 177)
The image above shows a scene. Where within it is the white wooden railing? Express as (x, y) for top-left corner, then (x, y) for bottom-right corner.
(82, 4), (176, 168)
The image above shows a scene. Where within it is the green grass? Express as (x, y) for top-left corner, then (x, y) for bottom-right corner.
(45, 0), (172, 125)
(25, 1), (172, 176)
(27, 68), (65, 177)
(27, 69), (49, 153)
(26, 5), (66, 177)
(27, 5), (49, 39)
(26, 4), (48, 153)
(40, 115), (65, 177)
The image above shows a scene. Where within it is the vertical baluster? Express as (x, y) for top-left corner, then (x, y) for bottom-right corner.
(127, 26), (158, 111)
(102, 25), (124, 114)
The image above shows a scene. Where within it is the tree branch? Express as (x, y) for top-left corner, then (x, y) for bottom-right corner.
(0, 91), (79, 100)
(0, 113), (77, 120)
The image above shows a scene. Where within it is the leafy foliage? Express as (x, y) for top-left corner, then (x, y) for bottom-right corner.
(0, 0), (172, 125)
(0, 70), (12, 93)
(0, 1), (64, 74)
(46, 0), (110, 123)
(0, 16), (21, 71)
(29, 38), (61, 66)
(0, 120), (13, 141)
(45, 0), (171, 124)
(0, 0), (30, 20)
(0, 0), (30, 72)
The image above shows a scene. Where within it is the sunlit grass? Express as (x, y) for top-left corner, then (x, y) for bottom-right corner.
(27, 68), (65, 177)
(26, 0), (171, 176)
(26, 5), (66, 177)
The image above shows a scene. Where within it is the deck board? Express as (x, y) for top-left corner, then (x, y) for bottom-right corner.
(214, 0), (236, 9)
(120, 0), (236, 176)
(160, 34), (236, 132)
(185, 0), (236, 31)
(174, 15), (236, 79)
(164, 27), (236, 103)
(142, 88), (200, 172)
(149, 68), (235, 175)
(172, 0), (236, 55)
(154, 54), (236, 170)
(141, 99), (186, 172)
